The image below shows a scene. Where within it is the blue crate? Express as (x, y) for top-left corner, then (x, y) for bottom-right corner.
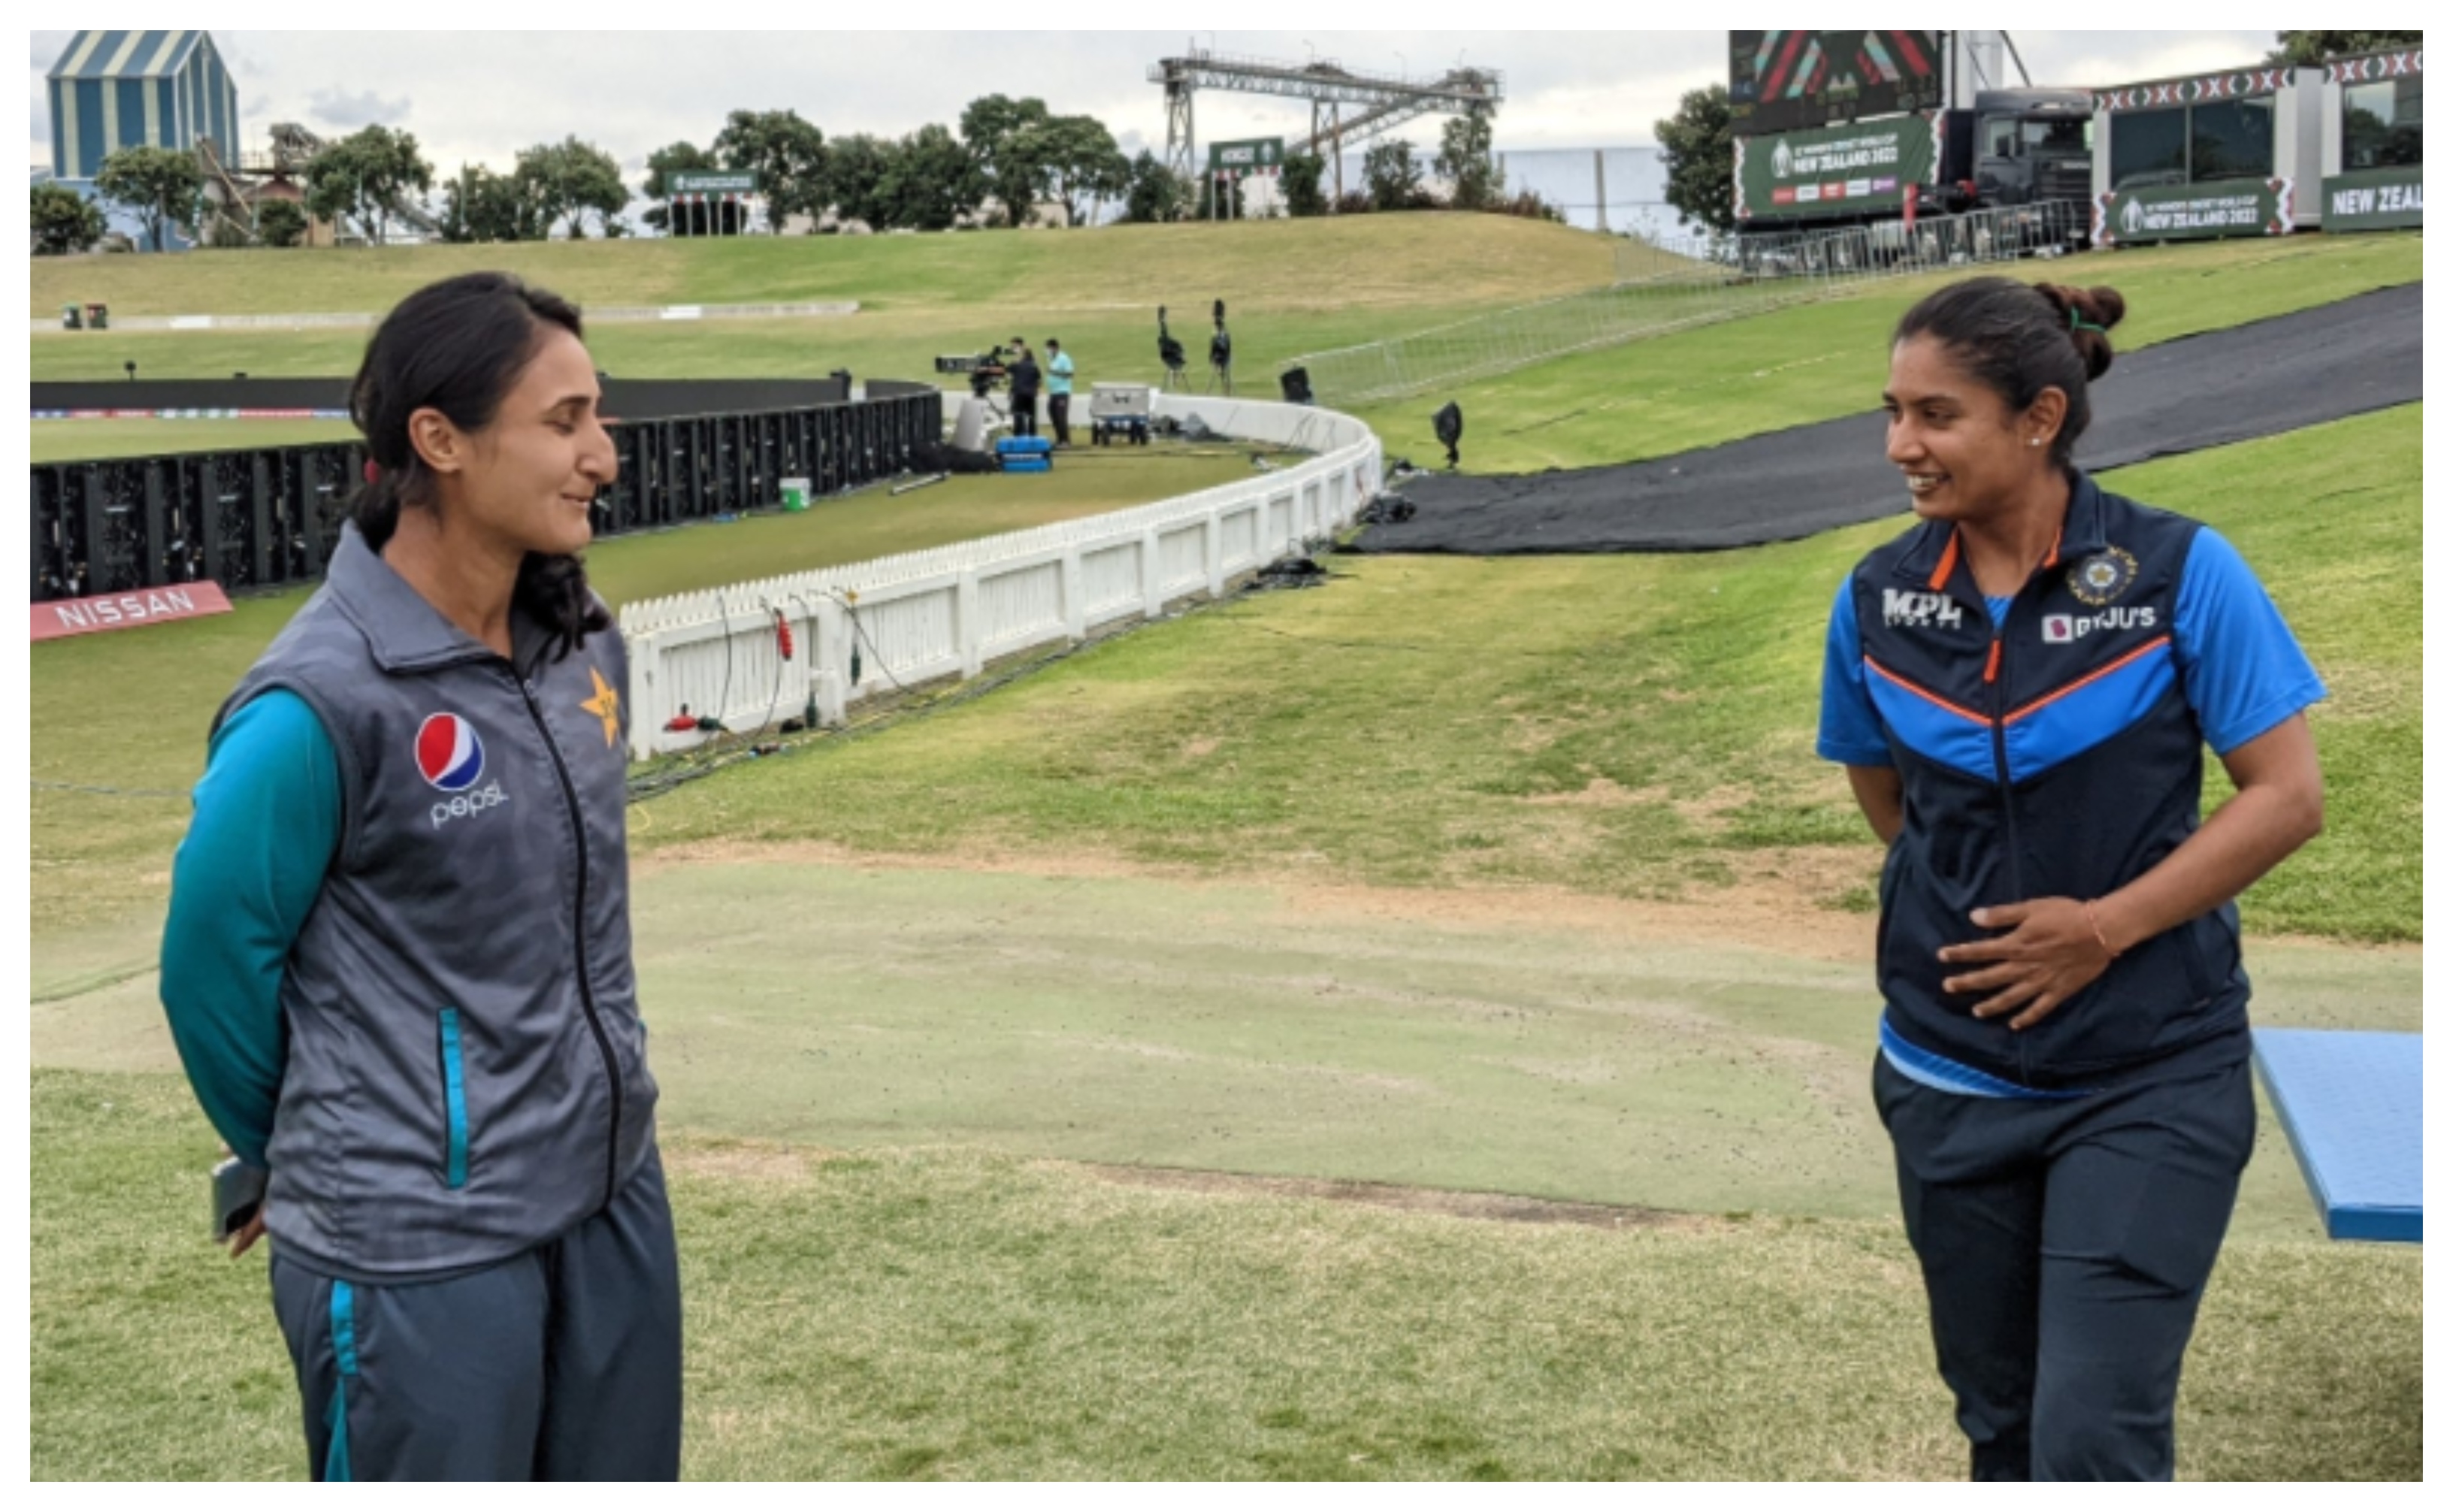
(994, 436), (1054, 456)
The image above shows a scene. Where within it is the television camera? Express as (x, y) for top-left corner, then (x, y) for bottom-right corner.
(1207, 299), (1233, 395)
(1156, 307), (1187, 391)
(934, 342), (1023, 400)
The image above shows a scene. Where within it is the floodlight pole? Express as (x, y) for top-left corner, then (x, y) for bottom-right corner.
(1163, 60), (1197, 218)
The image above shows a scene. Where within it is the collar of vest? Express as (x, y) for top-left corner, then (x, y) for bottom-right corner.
(325, 523), (541, 675)
(1891, 469), (2113, 588)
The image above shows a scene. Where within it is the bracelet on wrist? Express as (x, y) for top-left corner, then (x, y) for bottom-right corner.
(2083, 900), (2122, 959)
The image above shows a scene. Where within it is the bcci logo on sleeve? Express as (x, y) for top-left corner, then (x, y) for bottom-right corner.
(1882, 588), (1964, 630)
(417, 713), (509, 829)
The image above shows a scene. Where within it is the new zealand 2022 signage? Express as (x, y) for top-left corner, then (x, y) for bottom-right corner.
(2321, 166), (2423, 232)
(2095, 180), (2295, 245)
(1735, 114), (1937, 220)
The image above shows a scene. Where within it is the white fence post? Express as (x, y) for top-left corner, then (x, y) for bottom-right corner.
(1140, 527), (1164, 618)
(956, 568), (985, 678)
(1203, 508), (1225, 599)
(813, 595), (849, 727)
(1060, 546), (1087, 643)
(626, 630), (658, 762)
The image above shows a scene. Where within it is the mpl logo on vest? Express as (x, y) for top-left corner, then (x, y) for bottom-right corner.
(1882, 588), (1964, 630)
(416, 713), (509, 829)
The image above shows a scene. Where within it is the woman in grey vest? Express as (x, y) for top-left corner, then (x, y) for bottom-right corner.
(160, 272), (681, 1480)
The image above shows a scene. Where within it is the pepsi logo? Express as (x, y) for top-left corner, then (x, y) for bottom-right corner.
(416, 714), (487, 792)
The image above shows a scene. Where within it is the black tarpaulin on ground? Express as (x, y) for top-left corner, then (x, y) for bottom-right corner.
(1348, 282), (2422, 557)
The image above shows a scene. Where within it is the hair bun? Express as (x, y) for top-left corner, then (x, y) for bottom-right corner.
(2035, 281), (2124, 382)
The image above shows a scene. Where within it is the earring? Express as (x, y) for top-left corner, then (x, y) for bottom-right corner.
(2029, 437), (2043, 448)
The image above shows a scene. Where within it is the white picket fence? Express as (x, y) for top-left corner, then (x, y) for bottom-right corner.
(617, 394), (1381, 761)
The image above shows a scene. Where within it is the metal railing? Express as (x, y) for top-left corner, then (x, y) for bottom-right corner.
(1290, 200), (2092, 405)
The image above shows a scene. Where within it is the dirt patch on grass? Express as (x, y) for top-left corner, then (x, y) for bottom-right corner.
(1281, 876), (1873, 961)
(637, 838), (1184, 885)
(1524, 778), (1658, 808)
(665, 1139), (847, 1184)
(633, 837), (1878, 960)
(1074, 1161), (1723, 1232)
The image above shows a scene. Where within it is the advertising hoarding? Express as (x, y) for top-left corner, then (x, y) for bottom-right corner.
(1735, 115), (1937, 220)
(1730, 30), (1943, 137)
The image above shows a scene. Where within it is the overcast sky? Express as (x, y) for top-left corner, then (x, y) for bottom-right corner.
(30, 29), (2283, 183)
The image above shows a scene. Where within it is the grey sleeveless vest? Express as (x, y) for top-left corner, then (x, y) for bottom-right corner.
(218, 524), (658, 1279)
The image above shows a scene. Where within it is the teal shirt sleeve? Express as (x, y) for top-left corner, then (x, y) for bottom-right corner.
(159, 690), (342, 1169)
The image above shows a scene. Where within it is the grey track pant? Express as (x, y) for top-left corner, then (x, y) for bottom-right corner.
(269, 1147), (683, 1481)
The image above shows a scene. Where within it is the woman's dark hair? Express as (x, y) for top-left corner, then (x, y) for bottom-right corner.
(349, 271), (609, 660)
(1892, 277), (2127, 467)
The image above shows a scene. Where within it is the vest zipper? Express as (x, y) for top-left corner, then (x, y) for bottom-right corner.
(1986, 630), (2024, 897)
(519, 674), (623, 1211)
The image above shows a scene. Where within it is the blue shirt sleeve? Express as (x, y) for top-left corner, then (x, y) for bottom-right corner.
(2172, 528), (2328, 754)
(1817, 578), (1894, 767)
(159, 690), (342, 1169)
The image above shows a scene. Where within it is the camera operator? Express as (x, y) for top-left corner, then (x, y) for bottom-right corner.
(1006, 336), (1042, 439)
(1045, 338), (1075, 448)
(968, 342), (1009, 401)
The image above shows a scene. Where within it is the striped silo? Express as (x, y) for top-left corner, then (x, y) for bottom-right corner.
(46, 29), (242, 183)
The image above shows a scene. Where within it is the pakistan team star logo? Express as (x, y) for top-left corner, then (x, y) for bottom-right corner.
(582, 665), (622, 748)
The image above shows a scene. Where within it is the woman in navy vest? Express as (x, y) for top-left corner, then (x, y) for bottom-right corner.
(161, 273), (680, 1480)
(1818, 277), (2327, 1480)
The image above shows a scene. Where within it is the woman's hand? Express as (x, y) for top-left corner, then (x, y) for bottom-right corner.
(226, 1211), (267, 1258)
(1937, 899), (2116, 1031)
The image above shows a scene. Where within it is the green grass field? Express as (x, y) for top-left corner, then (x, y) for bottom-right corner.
(31, 1070), (2420, 1480)
(30, 214), (1619, 319)
(26, 222), (2424, 1480)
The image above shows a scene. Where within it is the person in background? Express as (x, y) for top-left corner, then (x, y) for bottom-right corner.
(1819, 276), (2326, 1480)
(1045, 337), (1075, 448)
(159, 271), (681, 1481)
(1005, 334), (1041, 439)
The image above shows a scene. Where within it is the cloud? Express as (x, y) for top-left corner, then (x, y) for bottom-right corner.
(307, 88), (413, 130)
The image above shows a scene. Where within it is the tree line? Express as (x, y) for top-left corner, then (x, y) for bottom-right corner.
(32, 92), (1557, 255)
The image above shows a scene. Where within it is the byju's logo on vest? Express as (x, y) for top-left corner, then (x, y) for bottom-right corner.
(416, 714), (511, 830)
(2043, 606), (2158, 643)
(416, 714), (488, 791)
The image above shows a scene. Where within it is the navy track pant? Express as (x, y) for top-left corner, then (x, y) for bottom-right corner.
(269, 1148), (683, 1481)
(1874, 1054), (2255, 1481)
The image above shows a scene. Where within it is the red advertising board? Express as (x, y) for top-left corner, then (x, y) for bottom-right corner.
(32, 582), (234, 642)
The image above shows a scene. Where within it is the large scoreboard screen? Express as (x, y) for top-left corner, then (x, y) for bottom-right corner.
(1729, 31), (1945, 137)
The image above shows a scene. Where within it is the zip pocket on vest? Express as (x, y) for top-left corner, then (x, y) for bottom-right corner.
(437, 1009), (469, 1190)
